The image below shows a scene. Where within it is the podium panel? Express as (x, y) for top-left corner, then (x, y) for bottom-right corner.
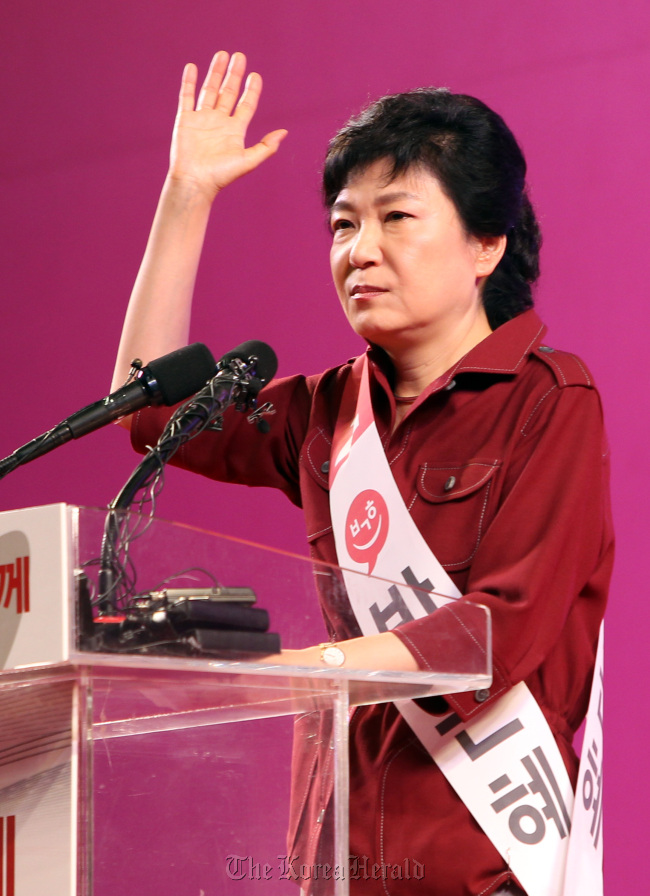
(0, 505), (492, 895)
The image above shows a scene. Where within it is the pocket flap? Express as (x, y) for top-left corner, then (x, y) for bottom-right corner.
(301, 427), (332, 491)
(416, 459), (500, 503)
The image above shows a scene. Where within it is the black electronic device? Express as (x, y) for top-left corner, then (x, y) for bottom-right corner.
(78, 579), (281, 659)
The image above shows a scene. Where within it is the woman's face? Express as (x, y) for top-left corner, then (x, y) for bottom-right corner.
(329, 160), (502, 355)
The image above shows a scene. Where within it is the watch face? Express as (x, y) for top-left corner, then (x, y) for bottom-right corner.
(322, 645), (345, 667)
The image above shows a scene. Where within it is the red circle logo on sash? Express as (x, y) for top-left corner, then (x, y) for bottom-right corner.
(344, 489), (389, 574)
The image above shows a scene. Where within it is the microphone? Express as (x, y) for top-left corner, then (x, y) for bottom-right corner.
(162, 339), (278, 442)
(67, 342), (217, 436)
(0, 342), (216, 480)
(214, 339), (278, 393)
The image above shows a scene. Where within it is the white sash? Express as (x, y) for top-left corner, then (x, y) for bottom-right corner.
(563, 623), (604, 894)
(328, 355), (603, 896)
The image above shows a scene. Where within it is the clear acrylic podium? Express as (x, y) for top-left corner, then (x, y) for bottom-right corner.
(0, 504), (491, 895)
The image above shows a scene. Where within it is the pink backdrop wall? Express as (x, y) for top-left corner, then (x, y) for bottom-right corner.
(2, 0), (649, 889)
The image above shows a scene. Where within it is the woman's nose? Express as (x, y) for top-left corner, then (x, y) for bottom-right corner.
(348, 223), (382, 268)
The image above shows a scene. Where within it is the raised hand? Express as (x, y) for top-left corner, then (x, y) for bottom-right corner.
(169, 51), (287, 201)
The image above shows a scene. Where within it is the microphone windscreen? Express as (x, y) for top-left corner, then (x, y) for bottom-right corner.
(147, 343), (216, 405)
(220, 340), (278, 386)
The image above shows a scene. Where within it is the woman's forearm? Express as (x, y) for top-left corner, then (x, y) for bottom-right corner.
(111, 176), (214, 394)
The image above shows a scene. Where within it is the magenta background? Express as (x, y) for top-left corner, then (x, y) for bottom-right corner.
(1, 0), (648, 889)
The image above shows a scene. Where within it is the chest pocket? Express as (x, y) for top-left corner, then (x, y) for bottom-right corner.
(414, 459), (501, 571)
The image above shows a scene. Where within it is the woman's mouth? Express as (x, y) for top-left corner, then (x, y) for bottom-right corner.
(350, 284), (388, 298)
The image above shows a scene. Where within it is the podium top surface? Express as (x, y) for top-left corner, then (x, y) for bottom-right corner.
(0, 650), (492, 739)
(1, 504), (491, 736)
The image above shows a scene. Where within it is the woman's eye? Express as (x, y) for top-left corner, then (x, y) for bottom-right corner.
(331, 219), (353, 233)
(386, 211), (410, 222)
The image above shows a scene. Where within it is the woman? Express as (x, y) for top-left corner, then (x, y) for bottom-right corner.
(114, 52), (613, 896)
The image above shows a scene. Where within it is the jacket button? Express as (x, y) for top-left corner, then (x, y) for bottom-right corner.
(321, 461), (330, 474)
(538, 345), (555, 353)
(444, 476), (456, 491)
(475, 688), (490, 703)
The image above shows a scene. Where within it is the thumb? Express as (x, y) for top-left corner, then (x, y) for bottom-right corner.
(248, 128), (288, 165)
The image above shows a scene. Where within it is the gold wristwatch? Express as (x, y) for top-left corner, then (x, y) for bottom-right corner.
(319, 642), (346, 667)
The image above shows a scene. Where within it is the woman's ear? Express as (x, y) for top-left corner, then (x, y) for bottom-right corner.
(475, 234), (507, 277)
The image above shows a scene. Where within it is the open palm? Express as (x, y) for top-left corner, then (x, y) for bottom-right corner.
(169, 51), (287, 199)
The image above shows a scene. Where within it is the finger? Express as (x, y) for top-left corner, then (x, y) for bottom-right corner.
(178, 63), (198, 114)
(233, 72), (263, 127)
(196, 51), (229, 111)
(215, 51), (247, 115)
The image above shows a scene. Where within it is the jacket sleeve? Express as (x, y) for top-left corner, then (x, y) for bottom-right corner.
(393, 377), (614, 726)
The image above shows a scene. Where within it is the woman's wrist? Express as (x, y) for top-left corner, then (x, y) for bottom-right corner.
(162, 171), (221, 210)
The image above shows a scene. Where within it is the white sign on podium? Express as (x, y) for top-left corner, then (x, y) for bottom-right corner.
(0, 502), (75, 670)
(1, 504), (79, 896)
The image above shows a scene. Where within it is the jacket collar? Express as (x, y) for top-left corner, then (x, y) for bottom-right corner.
(448, 309), (547, 378)
(366, 309), (548, 398)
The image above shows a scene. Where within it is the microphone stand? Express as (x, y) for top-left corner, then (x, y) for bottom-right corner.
(0, 426), (70, 480)
(0, 343), (216, 482)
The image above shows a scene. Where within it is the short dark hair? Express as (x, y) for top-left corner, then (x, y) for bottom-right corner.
(322, 88), (541, 328)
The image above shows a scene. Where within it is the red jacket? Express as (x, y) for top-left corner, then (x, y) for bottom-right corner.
(132, 310), (613, 895)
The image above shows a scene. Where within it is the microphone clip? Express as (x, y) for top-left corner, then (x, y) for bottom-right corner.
(124, 358), (144, 386)
(246, 401), (276, 434)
